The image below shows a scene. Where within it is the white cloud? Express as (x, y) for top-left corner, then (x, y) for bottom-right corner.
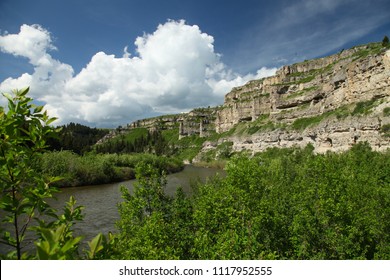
(207, 67), (277, 97)
(0, 21), (276, 127)
(0, 24), (56, 65)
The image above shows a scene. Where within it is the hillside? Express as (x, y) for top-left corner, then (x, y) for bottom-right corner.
(99, 42), (390, 158)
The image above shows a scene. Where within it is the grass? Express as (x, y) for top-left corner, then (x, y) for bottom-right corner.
(277, 75), (316, 86)
(162, 127), (179, 142)
(284, 86), (320, 100)
(123, 128), (148, 142)
(351, 42), (388, 61)
(351, 98), (383, 116)
(291, 105), (351, 131)
(291, 114), (328, 131)
(173, 134), (208, 162)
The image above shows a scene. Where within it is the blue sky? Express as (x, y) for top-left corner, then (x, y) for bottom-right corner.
(1, 0), (389, 127)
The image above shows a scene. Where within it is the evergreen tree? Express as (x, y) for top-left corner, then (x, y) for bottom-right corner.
(383, 35), (389, 46)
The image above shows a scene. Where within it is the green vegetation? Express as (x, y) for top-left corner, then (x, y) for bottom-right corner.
(173, 134), (208, 162)
(284, 86), (320, 100)
(93, 125), (207, 163)
(381, 124), (390, 137)
(383, 35), (389, 47)
(112, 143), (390, 259)
(116, 164), (194, 259)
(0, 88), (111, 259)
(383, 107), (390, 117)
(291, 112), (334, 130)
(47, 122), (109, 154)
(351, 98), (381, 116)
(352, 42), (389, 61)
(95, 128), (173, 155)
(290, 99), (382, 131)
(198, 141), (233, 166)
(38, 151), (184, 187)
(277, 75), (315, 86)
(248, 121), (284, 135)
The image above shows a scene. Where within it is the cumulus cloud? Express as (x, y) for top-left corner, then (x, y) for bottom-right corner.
(0, 24), (74, 107)
(0, 24), (56, 64)
(0, 21), (276, 127)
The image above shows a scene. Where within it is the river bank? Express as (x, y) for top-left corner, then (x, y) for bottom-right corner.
(39, 151), (185, 188)
(51, 165), (225, 241)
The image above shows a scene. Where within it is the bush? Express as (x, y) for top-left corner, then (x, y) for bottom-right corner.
(381, 124), (390, 137)
(352, 99), (377, 116)
(114, 144), (390, 259)
(292, 115), (325, 130)
(39, 151), (184, 187)
(0, 88), (111, 260)
(383, 107), (390, 117)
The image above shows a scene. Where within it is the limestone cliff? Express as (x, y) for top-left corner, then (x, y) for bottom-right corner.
(211, 43), (390, 154)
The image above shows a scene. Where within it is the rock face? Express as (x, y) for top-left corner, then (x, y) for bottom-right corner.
(228, 116), (390, 155)
(127, 107), (218, 139)
(110, 43), (390, 155)
(212, 43), (390, 153)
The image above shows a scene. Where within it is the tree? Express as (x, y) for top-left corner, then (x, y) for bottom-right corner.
(0, 88), (59, 259)
(383, 35), (389, 47)
(0, 88), (110, 259)
(115, 162), (173, 259)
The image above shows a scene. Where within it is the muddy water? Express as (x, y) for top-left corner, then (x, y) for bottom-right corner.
(52, 165), (225, 240)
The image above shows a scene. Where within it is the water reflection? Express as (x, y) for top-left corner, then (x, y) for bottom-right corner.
(53, 165), (224, 241)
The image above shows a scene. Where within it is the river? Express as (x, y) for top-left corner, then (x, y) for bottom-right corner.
(50, 165), (225, 242)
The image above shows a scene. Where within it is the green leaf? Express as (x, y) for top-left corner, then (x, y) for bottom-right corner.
(19, 87), (30, 96)
(61, 236), (83, 254)
(2, 92), (13, 101)
(86, 233), (104, 259)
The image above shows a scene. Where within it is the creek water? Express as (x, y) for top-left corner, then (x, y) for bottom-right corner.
(1, 165), (224, 255)
(50, 165), (225, 241)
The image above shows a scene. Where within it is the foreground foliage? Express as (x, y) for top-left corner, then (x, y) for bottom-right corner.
(114, 143), (390, 259)
(0, 89), (110, 259)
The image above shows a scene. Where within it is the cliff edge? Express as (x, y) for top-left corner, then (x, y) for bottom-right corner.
(212, 42), (390, 153)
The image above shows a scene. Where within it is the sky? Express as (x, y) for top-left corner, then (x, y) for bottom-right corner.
(0, 0), (389, 128)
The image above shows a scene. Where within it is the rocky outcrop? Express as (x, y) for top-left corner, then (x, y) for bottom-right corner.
(226, 115), (390, 155)
(125, 107), (218, 138)
(216, 44), (390, 133)
(177, 107), (218, 139)
(206, 43), (390, 154)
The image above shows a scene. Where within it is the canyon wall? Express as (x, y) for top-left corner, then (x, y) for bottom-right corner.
(213, 43), (390, 153)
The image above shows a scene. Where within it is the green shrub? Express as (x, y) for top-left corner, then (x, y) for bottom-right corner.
(292, 115), (325, 130)
(352, 99), (377, 115)
(382, 35), (389, 47)
(381, 124), (390, 137)
(39, 151), (184, 187)
(0, 88), (110, 260)
(383, 107), (390, 117)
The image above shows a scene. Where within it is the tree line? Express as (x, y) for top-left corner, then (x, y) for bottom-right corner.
(47, 122), (109, 154)
(94, 129), (174, 156)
